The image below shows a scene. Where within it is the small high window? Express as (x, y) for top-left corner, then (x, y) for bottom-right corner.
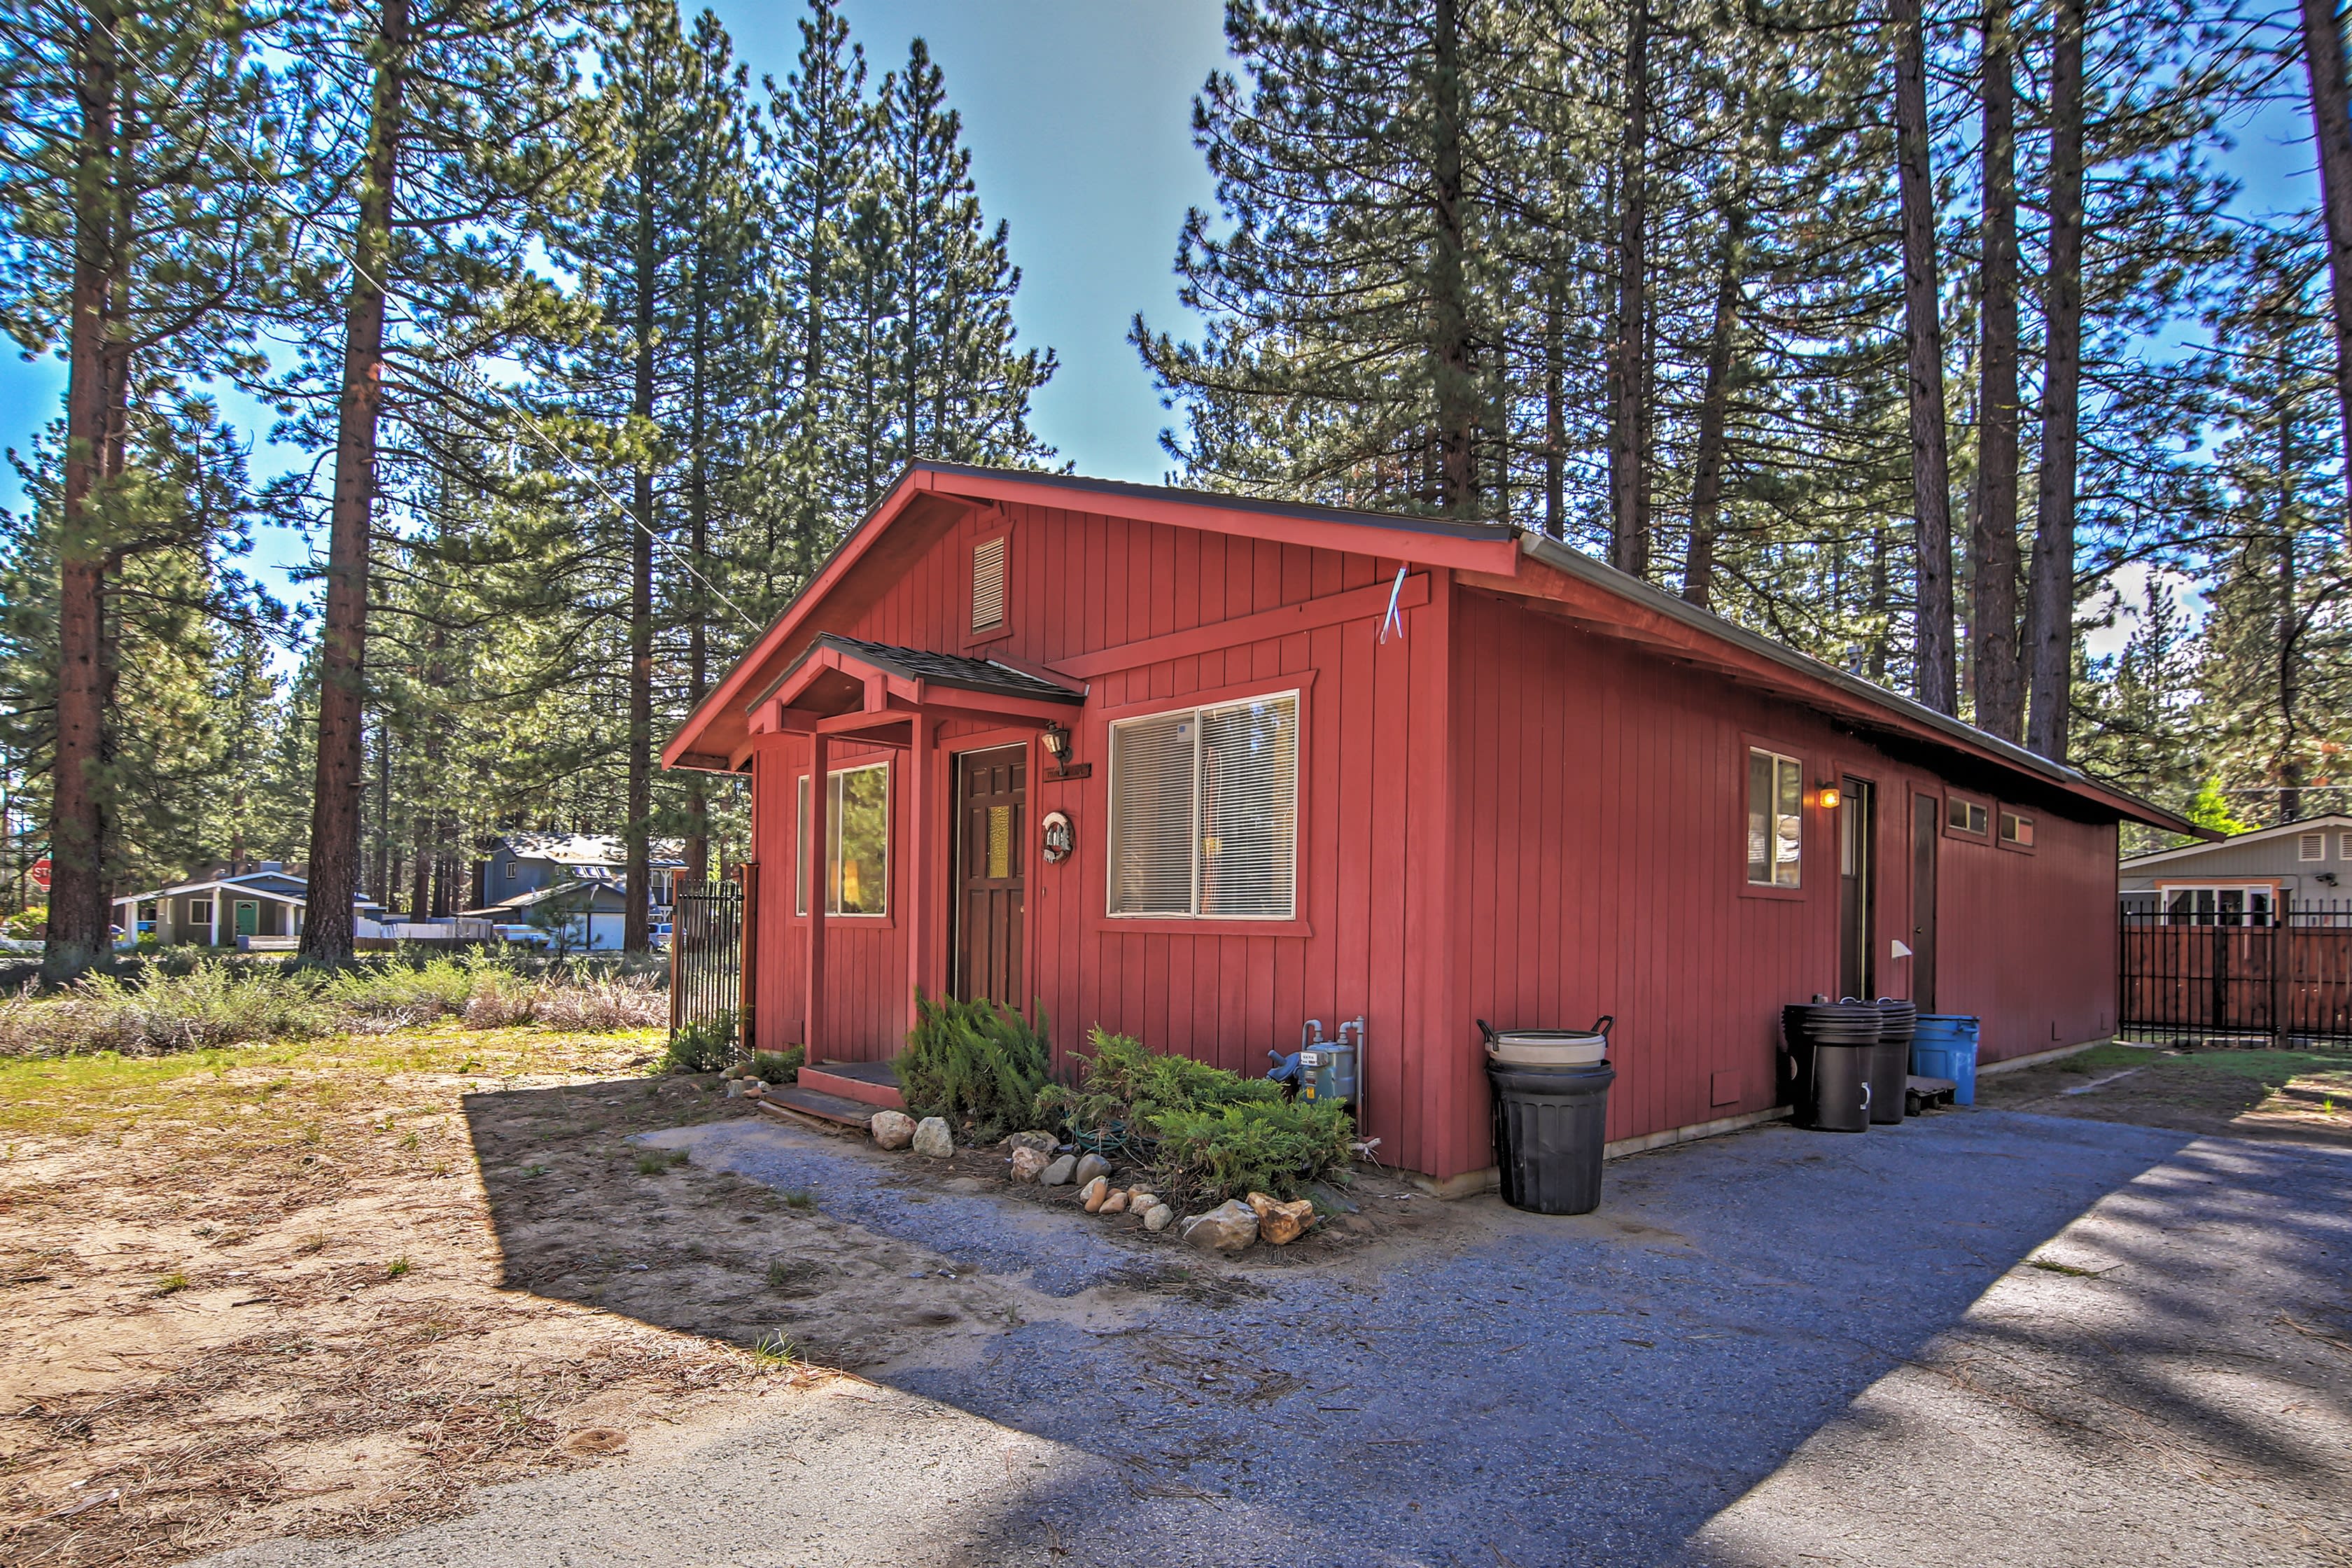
(971, 536), (1007, 634)
(1746, 748), (1802, 888)
(797, 762), (890, 917)
(1109, 692), (1299, 919)
(1999, 810), (2035, 848)
(1946, 795), (1989, 836)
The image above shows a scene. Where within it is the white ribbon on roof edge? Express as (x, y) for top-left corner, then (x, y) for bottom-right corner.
(1379, 566), (1408, 644)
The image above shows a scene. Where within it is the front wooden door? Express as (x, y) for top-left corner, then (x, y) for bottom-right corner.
(952, 746), (1026, 1007)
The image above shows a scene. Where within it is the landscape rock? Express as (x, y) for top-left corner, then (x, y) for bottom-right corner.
(869, 1110), (916, 1150)
(742, 1079), (765, 1098)
(1143, 1203), (1176, 1232)
(1008, 1146), (1050, 1183)
(1180, 1199), (1259, 1253)
(1040, 1154), (1078, 1187)
(1100, 1190), (1130, 1215)
(1072, 1153), (1112, 1186)
(911, 1116), (955, 1158)
(1249, 1193), (1317, 1245)
(1006, 1131), (1058, 1156)
(1127, 1191), (1158, 1213)
(1079, 1175), (1110, 1212)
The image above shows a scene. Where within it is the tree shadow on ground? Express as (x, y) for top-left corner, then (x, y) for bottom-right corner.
(463, 1081), (2352, 1568)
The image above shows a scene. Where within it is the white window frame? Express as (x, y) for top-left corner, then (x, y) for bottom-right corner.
(796, 760), (891, 918)
(188, 898), (214, 925)
(2157, 881), (2279, 927)
(1105, 689), (1301, 921)
(1746, 748), (1804, 888)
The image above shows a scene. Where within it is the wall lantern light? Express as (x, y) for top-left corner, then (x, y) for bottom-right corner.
(1040, 722), (1070, 760)
(1816, 783), (1842, 811)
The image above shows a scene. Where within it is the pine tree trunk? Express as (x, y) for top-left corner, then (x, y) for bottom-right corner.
(2302, 0), (2352, 530)
(46, 1), (121, 977)
(407, 817), (431, 924)
(1544, 279), (1564, 538)
(624, 176), (655, 955)
(371, 723), (391, 905)
(300, 0), (406, 967)
(1684, 204), (1746, 610)
(1971, 0), (2023, 741)
(2024, 0), (2085, 761)
(1894, 0), (1957, 714)
(684, 248), (711, 886)
(2278, 422), (2304, 823)
(1609, 0), (1651, 576)
(1429, 0), (1477, 514)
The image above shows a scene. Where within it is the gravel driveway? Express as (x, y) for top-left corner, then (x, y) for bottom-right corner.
(212, 1107), (2352, 1568)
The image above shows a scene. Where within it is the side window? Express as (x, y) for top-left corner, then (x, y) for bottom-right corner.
(1998, 809), (2035, 849)
(1945, 794), (1989, 837)
(1108, 692), (1301, 919)
(1746, 748), (1802, 888)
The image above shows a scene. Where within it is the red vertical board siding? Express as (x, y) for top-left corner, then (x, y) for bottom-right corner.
(732, 498), (2124, 1182)
(1444, 593), (2122, 1168)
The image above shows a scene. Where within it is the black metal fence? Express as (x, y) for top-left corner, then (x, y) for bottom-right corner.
(2119, 899), (2352, 1047)
(669, 876), (744, 1048)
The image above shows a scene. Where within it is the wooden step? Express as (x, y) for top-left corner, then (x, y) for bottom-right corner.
(754, 1084), (878, 1132)
(796, 1059), (905, 1111)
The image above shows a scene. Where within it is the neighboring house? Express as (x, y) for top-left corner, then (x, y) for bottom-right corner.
(662, 463), (2196, 1192)
(111, 863), (385, 948)
(2118, 814), (2352, 923)
(478, 832), (686, 913)
(474, 878), (634, 952)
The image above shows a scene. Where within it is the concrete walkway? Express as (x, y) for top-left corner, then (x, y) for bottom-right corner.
(211, 1109), (2352, 1567)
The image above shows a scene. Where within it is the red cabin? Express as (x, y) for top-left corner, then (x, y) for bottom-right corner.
(665, 464), (2193, 1191)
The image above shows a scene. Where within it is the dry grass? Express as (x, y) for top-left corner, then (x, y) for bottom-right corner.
(0, 1027), (811, 1565)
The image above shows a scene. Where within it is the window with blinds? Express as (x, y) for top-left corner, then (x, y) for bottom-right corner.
(1108, 692), (1298, 919)
(971, 536), (1007, 632)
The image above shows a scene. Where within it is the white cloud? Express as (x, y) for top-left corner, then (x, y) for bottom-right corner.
(2082, 561), (2208, 661)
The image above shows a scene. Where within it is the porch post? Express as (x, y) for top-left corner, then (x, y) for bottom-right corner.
(806, 732), (829, 1056)
(209, 893), (220, 948)
(905, 715), (930, 1037)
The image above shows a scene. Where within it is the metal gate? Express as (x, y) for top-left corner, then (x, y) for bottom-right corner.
(2119, 899), (2352, 1046)
(669, 876), (745, 1047)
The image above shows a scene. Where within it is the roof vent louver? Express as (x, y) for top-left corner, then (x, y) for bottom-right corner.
(2302, 832), (2326, 862)
(972, 536), (1006, 633)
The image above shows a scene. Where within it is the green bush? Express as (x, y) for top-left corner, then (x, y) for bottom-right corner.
(664, 1011), (737, 1074)
(1038, 1027), (1350, 1205)
(748, 1044), (804, 1084)
(895, 990), (1051, 1142)
(1036, 1027), (1282, 1135)
(1153, 1097), (1356, 1205)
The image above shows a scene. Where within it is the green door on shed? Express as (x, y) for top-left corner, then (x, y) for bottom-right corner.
(234, 900), (260, 937)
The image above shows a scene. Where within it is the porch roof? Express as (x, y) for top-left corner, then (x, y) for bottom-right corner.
(747, 632), (1084, 743)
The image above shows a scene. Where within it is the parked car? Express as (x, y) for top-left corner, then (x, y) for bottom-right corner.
(493, 923), (552, 949)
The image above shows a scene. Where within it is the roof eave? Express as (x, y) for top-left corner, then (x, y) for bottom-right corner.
(1510, 533), (2207, 838)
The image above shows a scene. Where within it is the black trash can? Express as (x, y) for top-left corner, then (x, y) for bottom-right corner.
(1782, 1002), (1877, 1133)
(1870, 1000), (1917, 1125)
(1487, 1060), (1616, 1215)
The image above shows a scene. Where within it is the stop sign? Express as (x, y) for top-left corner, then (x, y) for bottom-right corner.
(29, 856), (49, 892)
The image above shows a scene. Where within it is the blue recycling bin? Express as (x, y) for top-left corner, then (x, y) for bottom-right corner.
(1911, 1015), (1982, 1105)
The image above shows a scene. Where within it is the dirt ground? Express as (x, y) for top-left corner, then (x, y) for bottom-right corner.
(0, 1029), (1451, 1567)
(1977, 1040), (2352, 1148)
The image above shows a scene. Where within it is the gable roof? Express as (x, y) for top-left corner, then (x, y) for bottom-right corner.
(754, 633), (1086, 713)
(666, 461), (2199, 837)
(113, 871), (383, 909)
(2118, 813), (2352, 870)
